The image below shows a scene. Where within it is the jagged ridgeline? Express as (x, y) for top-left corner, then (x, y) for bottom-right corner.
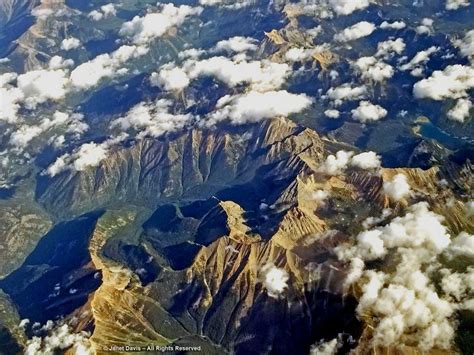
(1, 117), (472, 354)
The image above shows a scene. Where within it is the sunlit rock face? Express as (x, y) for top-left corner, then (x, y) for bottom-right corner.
(0, 0), (473, 354)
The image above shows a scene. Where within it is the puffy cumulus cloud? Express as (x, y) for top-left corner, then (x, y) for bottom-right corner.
(153, 57), (290, 93)
(353, 56), (394, 82)
(399, 46), (438, 76)
(61, 37), (81, 51)
(317, 150), (354, 175)
(46, 134), (127, 177)
(375, 38), (406, 59)
(445, 0), (470, 10)
(88, 3), (117, 21)
(337, 202), (459, 351)
(111, 99), (193, 138)
(380, 21), (406, 30)
(326, 84), (367, 105)
(413, 65), (474, 100)
(309, 338), (340, 355)
(284, 45), (330, 63)
(0, 72), (17, 87)
(25, 323), (91, 355)
(416, 18), (434, 35)
(0, 86), (23, 123)
(447, 98), (472, 123)
(383, 173), (411, 201)
(17, 69), (69, 108)
(378, 202), (450, 252)
(199, 0), (255, 10)
(207, 90), (312, 125)
(324, 109), (340, 119)
(184, 57), (290, 91)
(356, 230), (387, 260)
(446, 232), (474, 259)
(48, 56), (74, 70)
(9, 125), (43, 149)
(328, 0), (370, 15)
(70, 45), (149, 89)
(351, 101), (387, 122)
(11, 111), (88, 150)
(0, 67), (72, 123)
(119, 4), (202, 45)
(440, 267), (474, 302)
(198, 0), (252, 9)
(260, 263), (289, 299)
(455, 30), (474, 61)
(363, 208), (392, 229)
(318, 150), (381, 175)
(334, 21), (376, 42)
(344, 257), (365, 287)
(100, 3), (117, 16)
(350, 151), (381, 170)
(150, 64), (190, 91)
(214, 36), (258, 53)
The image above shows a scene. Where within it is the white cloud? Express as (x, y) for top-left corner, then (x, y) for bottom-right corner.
(119, 4), (202, 45)
(357, 230), (387, 260)
(318, 150), (381, 175)
(49, 56), (74, 70)
(399, 46), (438, 74)
(351, 101), (387, 122)
(350, 151), (381, 169)
(334, 21), (376, 42)
(324, 109), (340, 119)
(111, 99), (193, 138)
(380, 21), (406, 30)
(285, 47), (314, 62)
(447, 98), (472, 122)
(0, 87), (23, 123)
(150, 64), (190, 91)
(283, 45), (330, 63)
(9, 125), (43, 149)
(61, 37), (81, 51)
(383, 173), (411, 201)
(446, 232), (474, 259)
(376, 38), (406, 59)
(101, 3), (117, 16)
(353, 56), (394, 82)
(184, 57), (290, 91)
(326, 84), (367, 105)
(337, 202), (457, 350)
(17, 69), (69, 108)
(25, 323), (91, 355)
(46, 135), (127, 176)
(416, 18), (434, 35)
(455, 30), (474, 61)
(155, 57), (291, 93)
(328, 0), (370, 15)
(207, 90), (312, 125)
(317, 150), (354, 175)
(413, 65), (474, 100)
(310, 338), (340, 355)
(88, 10), (103, 21)
(199, 0), (252, 9)
(214, 36), (258, 53)
(445, 0), (470, 10)
(70, 45), (149, 89)
(260, 263), (289, 299)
